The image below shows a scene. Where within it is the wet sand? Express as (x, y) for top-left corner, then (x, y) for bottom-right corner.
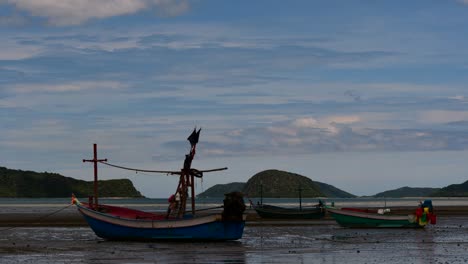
(1, 216), (468, 263)
(2, 203), (468, 263)
(1, 203), (468, 263)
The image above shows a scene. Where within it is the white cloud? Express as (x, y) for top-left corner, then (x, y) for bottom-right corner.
(449, 95), (467, 101)
(458, 0), (468, 5)
(292, 117), (318, 128)
(0, 42), (42, 60)
(2, 0), (190, 26)
(0, 13), (28, 26)
(266, 126), (297, 137)
(210, 113), (468, 158)
(0, 81), (128, 109)
(10, 80), (127, 93)
(418, 110), (468, 124)
(290, 116), (360, 135)
(4, 0), (146, 25)
(325, 115), (361, 125)
(153, 0), (189, 17)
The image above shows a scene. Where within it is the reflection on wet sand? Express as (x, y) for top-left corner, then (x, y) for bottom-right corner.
(2, 217), (468, 263)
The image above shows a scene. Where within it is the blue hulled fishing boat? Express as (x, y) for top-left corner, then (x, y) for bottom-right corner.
(73, 129), (246, 241)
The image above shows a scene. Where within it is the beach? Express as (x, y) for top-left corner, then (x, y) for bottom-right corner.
(1, 216), (468, 263)
(1, 200), (468, 263)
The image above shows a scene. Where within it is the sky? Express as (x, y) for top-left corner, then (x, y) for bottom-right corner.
(1, 0), (468, 198)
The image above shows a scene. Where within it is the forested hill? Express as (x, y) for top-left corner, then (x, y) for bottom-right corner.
(373, 186), (440, 198)
(197, 168), (468, 198)
(431, 180), (468, 197)
(0, 166), (144, 198)
(197, 169), (355, 198)
(197, 182), (246, 198)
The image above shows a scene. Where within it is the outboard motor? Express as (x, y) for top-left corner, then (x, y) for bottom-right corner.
(222, 192), (246, 221)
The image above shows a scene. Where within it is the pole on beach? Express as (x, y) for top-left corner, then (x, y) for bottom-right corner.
(300, 187), (302, 211)
(260, 184), (263, 205)
(83, 144), (107, 209)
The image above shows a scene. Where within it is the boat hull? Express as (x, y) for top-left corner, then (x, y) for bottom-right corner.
(327, 208), (422, 228)
(254, 204), (325, 219)
(77, 204), (245, 241)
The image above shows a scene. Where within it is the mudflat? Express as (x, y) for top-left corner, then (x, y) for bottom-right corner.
(1, 202), (468, 263)
(1, 216), (467, 263)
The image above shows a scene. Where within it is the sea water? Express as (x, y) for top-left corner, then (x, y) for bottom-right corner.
(1, 197), (467, 214)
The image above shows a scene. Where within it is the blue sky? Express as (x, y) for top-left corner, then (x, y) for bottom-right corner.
(1, 0), (468, 198)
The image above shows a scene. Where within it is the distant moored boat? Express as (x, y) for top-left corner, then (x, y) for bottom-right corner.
(251, 185), (325, 219)
(326, 200), (436, 228)
(253, 203), (325, 219)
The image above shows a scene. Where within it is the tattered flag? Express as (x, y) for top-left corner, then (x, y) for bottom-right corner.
(187, 128), (201, 145)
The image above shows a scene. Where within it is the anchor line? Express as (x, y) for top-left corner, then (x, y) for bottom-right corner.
(0, 203), (73, 232)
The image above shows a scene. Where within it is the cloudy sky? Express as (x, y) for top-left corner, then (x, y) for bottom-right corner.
(1, 0), (468, 198)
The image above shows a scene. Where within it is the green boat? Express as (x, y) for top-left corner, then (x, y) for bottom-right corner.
(327, 200), (436, 228)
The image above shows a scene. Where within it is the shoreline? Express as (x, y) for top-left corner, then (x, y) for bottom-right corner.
(1, 206), (468, 227)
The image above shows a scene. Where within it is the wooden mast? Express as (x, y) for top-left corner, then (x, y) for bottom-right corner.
(83, 144), (107, 209)
(190, 173), (195, 215)
(175, 128), (200, 217)
(82, 129), (226, 217)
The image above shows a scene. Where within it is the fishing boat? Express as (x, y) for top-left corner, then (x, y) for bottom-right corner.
(72, 129), (246, 241)
(326, 200), (436, 228)
(253, 203), (325, 219)
(251, 185), (325, 219)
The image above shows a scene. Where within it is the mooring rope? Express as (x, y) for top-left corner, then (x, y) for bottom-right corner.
(0, 203), (74, 232)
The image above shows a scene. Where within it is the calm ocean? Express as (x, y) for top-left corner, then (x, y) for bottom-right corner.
(1, 197), (467, 213)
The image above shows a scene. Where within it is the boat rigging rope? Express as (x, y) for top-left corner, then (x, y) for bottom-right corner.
(99, 161), (181, 175)
(98, 161), (228, 175)
(0, 203), (73, 232)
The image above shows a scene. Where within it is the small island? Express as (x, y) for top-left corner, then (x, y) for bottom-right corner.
(198, 169), (468, 198)
(198, 169), (356, 198)
(3, 165), (468, 199)
(0, 166), (144, 198)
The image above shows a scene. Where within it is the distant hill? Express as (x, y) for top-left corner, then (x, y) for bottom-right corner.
(197, 182), (245, 198)
(313, 181), (355, 198)
(197, 168), (468, 198)
(431, 180), (468, 197)
(243, 170), (324, 198)
(373, 186), (440, 198)
(0, 166), (144, 198)
(197, 169), (355, 198)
